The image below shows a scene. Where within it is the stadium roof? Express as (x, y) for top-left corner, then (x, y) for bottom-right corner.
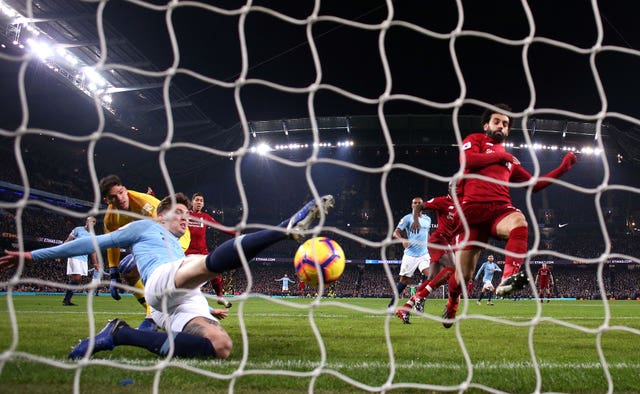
(0, 0), (223, 137)
(1, 0), (639, 191)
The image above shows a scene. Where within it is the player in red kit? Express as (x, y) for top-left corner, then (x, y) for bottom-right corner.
(395, 183), (460, 324)
(534, 263), (554, 303)
(187, 193), (237, 308)
(442, 103), (577, 328)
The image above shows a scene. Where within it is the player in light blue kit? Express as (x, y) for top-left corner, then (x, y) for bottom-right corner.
(62, 216), (99, 306)
(388, 197), (431, 309)
(275, 274), (295, 296)
(475, 254), (502, 305)
(0, 193), (334, 360)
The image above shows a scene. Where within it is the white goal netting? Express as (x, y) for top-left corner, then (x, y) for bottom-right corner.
(1, 0), (640, 393)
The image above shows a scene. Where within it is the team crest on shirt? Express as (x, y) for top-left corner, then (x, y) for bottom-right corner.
(142, 203), (155, 215)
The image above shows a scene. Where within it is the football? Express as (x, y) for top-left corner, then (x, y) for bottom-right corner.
(294, 237), (346, 286)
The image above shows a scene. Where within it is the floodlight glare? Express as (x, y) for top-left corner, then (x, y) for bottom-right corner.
(256, 143), (271, 155)
(1, 3), (18, 18)
(83, 67), (107, 87)
(581, 146), (594, 155)
(27, 39), (53, 60)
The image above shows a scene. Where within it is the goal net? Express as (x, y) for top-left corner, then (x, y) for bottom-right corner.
(1, 0), (639, 393)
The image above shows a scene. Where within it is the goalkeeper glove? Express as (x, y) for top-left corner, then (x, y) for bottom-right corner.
(109, 267), (122, 301)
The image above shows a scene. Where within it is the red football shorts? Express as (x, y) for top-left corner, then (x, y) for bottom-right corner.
(428, 232), (454, 263)
(458, 202), (521, 250)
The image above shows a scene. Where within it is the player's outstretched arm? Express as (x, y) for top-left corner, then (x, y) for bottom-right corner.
(532, 152), (577, 192)
(0, 250), (34, 271)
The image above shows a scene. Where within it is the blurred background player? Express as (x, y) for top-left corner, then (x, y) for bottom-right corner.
(298, 279), (306, 297)
(62, 216), (99, 306)
(442, 103), (577, 328)
(275, 273), (295, 296)
(100, 174), (191, 330)
(186, 192), (237, 308)
(388, 197), (431, 310)
(535, 262), (555, 303)
(475, 254), (501, 305)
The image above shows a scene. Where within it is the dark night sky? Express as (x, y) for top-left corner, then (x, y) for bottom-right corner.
(98, 0), (640, 124)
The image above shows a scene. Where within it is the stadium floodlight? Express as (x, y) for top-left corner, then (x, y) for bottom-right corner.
(0, 2), (18, 18)
(82, 67), (107, 87)
(56, 47), (79, 66)
(337, 140), (355, 147)
(26, 38), (53, 60)
(581, 146), (594, 155)
(253, 143), (271, 155)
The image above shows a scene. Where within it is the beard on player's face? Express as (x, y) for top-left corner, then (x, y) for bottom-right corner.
(487, 127), (507, 143)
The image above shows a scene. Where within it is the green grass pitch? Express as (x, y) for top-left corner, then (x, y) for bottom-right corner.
(1, 295), (639, 393)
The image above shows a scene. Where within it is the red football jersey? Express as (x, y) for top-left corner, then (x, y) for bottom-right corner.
(424, 195), (458, 242)
(537, 267), (552, 286)
(460, 133), (533, 204)
(186, 211), (235, 255)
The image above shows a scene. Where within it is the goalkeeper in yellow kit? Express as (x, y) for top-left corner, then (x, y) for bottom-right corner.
(100, 175), (190, 331)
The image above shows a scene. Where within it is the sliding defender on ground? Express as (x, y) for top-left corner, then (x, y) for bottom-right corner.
(0, 193), (334, 360)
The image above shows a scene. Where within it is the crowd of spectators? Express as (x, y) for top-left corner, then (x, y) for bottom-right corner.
(0, 150), (93, 201)
(4, 252), (640, 300)
(202, 260), (640, 300)
(1, 174), (639, 301)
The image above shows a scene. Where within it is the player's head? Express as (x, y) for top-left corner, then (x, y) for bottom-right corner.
(481, 103), (512, 143)
(487, 254), (494, 262)
(542, 262), (547, 269)
(411, 197), (424, 210)
(85, 216), (97, 228)
(100, 175), (130, 210)
(158, 193), (191, 238)
(191, 192), (204, 212)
